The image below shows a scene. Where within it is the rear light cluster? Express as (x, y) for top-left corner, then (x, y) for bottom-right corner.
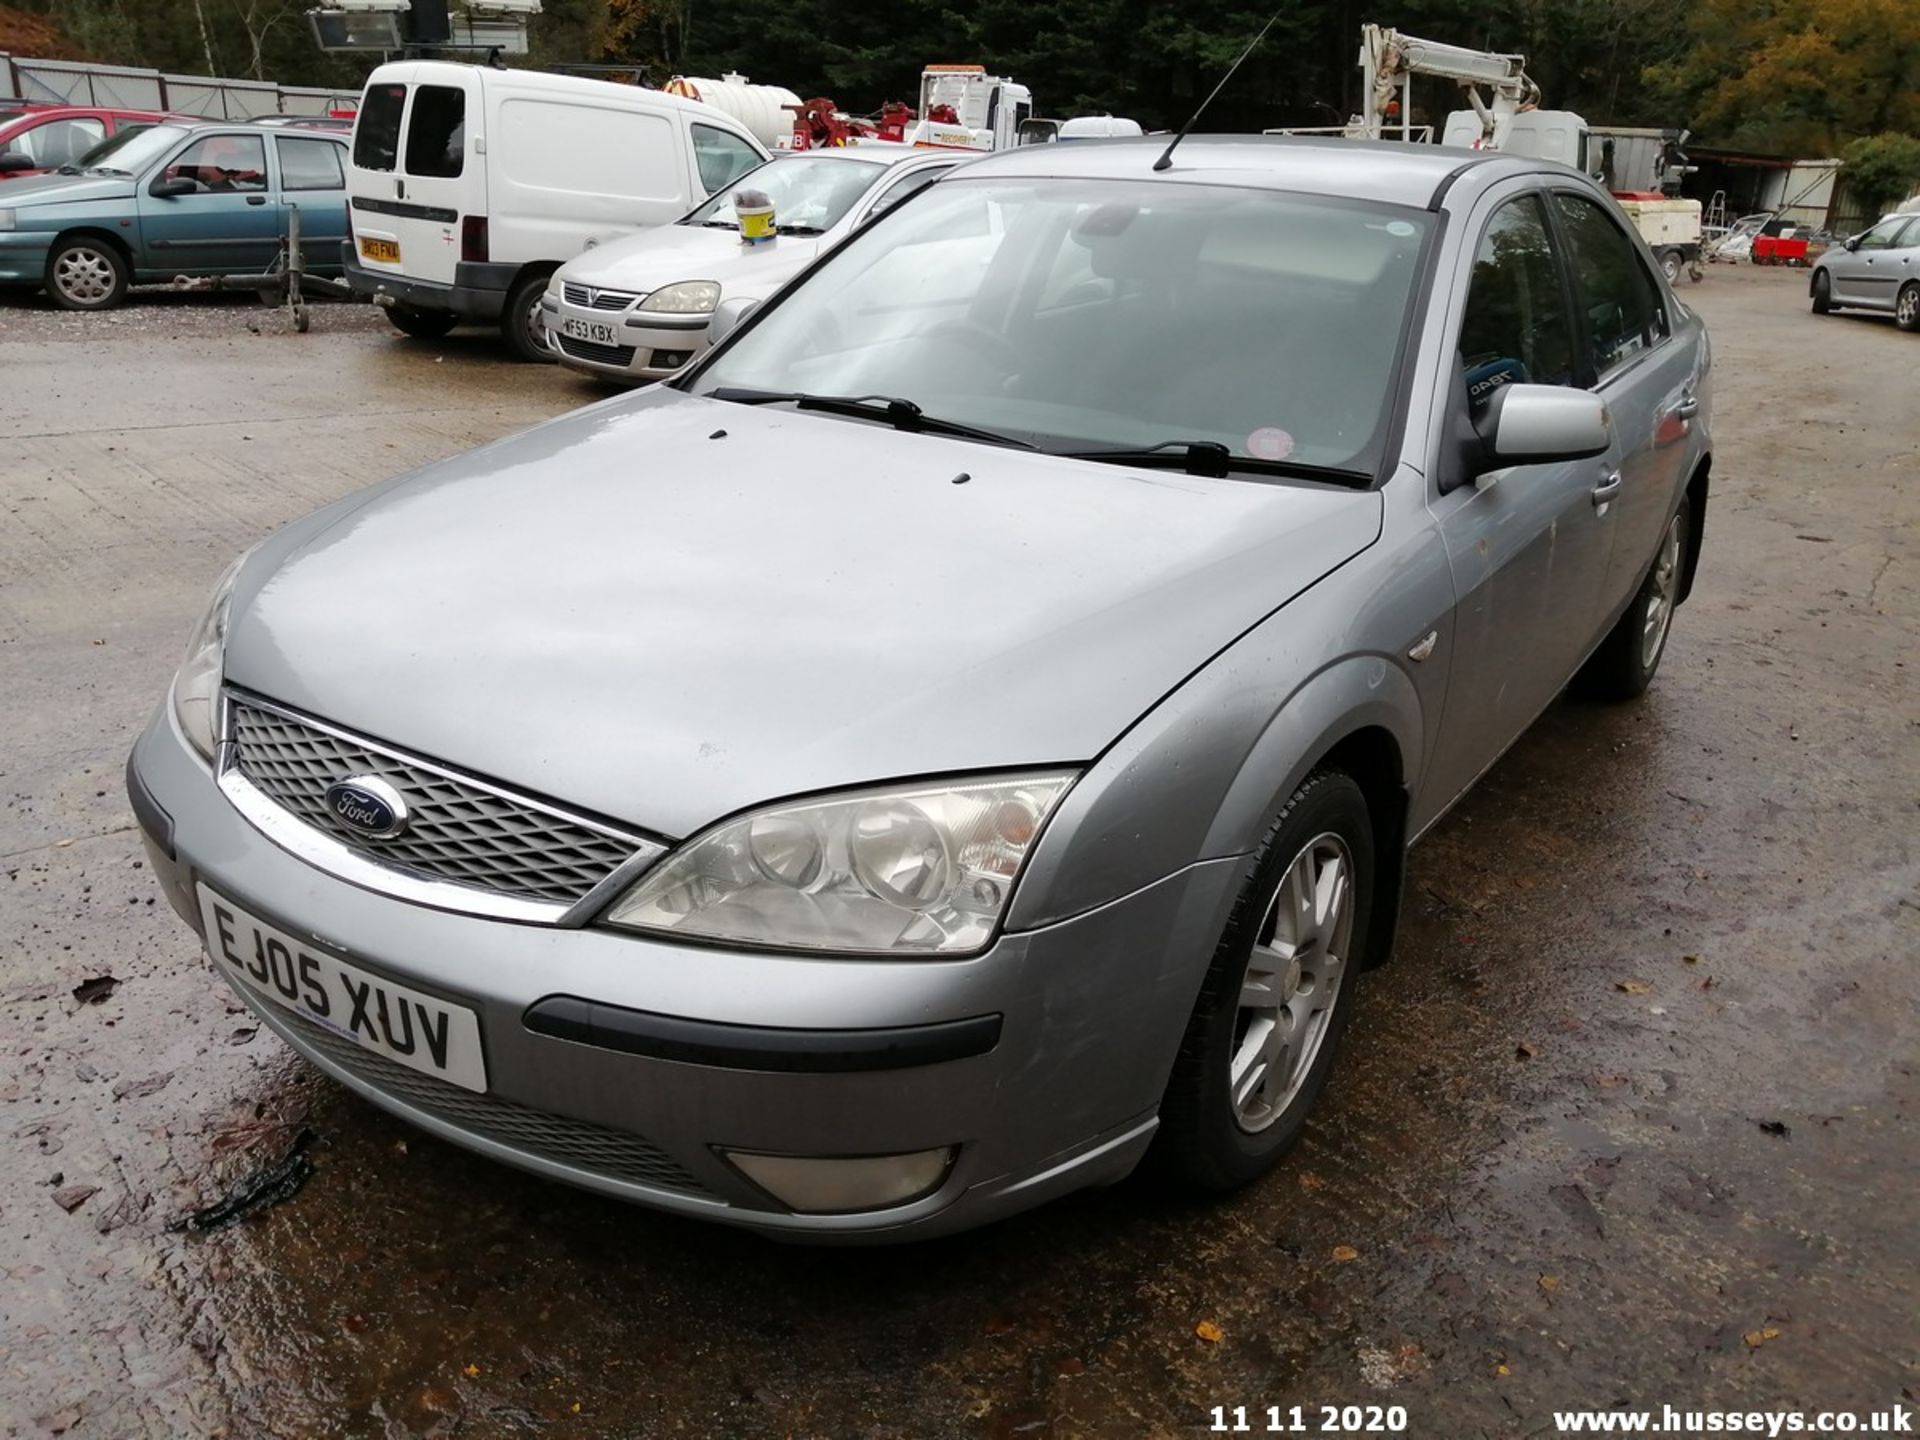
(461, 215), (489, 263)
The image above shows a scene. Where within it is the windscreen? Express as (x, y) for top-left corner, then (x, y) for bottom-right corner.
(684, 153), (886, 234)
(692, 177), (1434, 473)
(71, 123), (189, 175)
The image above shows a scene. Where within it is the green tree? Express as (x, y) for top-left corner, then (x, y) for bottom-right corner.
(1841, 132), (1920, 214)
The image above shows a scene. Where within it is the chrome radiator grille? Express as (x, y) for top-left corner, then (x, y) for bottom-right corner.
(562, 282), (639, 311)
(279, 1009), (706, 1195)
(226, 694), (647, 908)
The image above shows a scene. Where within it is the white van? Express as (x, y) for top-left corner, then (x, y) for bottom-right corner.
(343, 61), (767, 360)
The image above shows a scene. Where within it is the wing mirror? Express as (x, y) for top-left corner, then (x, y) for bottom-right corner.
(0, 153), (33, 174)
(707, 295), (760, 346)
(149, 175), (196, 198)
(1470, 384), (1611, 476)
(1843, 235), (1861, 252)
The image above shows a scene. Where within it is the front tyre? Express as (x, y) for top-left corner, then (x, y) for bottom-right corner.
(45, 237), (129, 311)
(1659, 248), (1684, 284)
(502, 270), (556, 363)
(1579, 497), (1689, 700)
(1811, 270), (1834, 314)
(1156, 769), (1374, 1192)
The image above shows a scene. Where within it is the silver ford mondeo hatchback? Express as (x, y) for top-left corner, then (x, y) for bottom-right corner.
(130, 138), (1711, 1240)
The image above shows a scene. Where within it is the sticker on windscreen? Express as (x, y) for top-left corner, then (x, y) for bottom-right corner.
(1246, 427), (1296, 461)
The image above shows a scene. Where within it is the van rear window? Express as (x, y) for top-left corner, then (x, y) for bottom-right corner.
(354, 83), (406, 171)
(405, 85), (465, 178)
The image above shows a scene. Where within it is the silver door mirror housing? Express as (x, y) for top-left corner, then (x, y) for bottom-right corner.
(707, 295), (760, 346)
(1479, 383), (1611, 466)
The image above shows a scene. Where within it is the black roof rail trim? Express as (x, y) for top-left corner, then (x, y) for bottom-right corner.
(1429, 155), (1493, 211)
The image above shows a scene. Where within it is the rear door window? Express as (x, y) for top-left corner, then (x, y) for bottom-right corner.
(354, 83), (406, 171)
(1553, 192), (1669, 378)
(1458, 193), (1578, 414)
(277, 136), (345, 191)
(403, 84), (465, 178)
(692, 124), (761, 193)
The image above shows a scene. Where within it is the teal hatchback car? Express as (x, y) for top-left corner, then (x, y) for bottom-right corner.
(0, 120), (348, 310)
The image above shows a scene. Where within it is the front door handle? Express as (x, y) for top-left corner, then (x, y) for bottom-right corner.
(245, 194), (266, 205)
(1592, 470), (1624, 507)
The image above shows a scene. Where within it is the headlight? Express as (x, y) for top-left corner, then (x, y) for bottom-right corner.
(0, 209), (16, 231)
(638, 280), (721, 314)
(603, 772), (1077, 954)
(170, 553), (247, 760)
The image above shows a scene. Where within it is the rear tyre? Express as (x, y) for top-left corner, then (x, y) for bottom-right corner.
(1897, 282), (1920, 333)
(1578, 496), (1690, 701)
(45, 237), (129, 311)
(387, 305), (458, 340)
(1155, 769), (1374, 1192)
(1811, 270), (1834, 314)
(1659, 248), (1684, 284)
(502, 271), (555, 363)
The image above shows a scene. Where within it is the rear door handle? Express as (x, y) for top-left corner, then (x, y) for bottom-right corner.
(1675, 395), (1700, 419)
(1592, 471), (1623, 507)
(245, 194), (266, 205)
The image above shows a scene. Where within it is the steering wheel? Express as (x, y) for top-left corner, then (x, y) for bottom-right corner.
(925, 319), (1022, 372)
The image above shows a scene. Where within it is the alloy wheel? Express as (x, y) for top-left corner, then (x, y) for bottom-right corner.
(1642, 512), (1684, 668)
(1230, 831), (1354, 1133)
(1899, 286), (1919, 329)
(53, 247), (117, 306)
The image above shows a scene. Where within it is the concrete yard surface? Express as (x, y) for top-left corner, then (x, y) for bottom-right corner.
(0, 267), (1914, 1437)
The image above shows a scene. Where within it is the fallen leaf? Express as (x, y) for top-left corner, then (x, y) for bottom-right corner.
(1698, 976), (1716, 991)
(1743, 1328), (1781, 1348)
(1515, 1041), (1540, 1060)
(462, 1364), (481, 1378)
(1297, 1170), (1326, 1191)
(71, 975), (119, 1005)
(1756, 1120), (1791, 1139)
(1057, 1357), (1086, 1376)
(53, 1185), (99, 1213)
(1331, 1245), (1360, 1262)
(341, 1313), (369, 1334)
(1595, 1073), (1628, 1088)
(1616, 979), (1653, 995)
(1194, 1320), (1225, 1344)
(1682, 954), (1700, 965)
(1496, 1363), (1511, 1376)
(112, 1071), (173, 1100)
(1538, 1274), (1561, 1293)
(229, 1026), (258, 1045)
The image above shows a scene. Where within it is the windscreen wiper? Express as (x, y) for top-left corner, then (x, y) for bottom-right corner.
(1059, 439), (1371, 488)
(776, 224), (826, 236)
(708, 388), (1037, 450)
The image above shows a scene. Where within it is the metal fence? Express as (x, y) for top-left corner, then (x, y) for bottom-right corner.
(1, 52), (355, 118)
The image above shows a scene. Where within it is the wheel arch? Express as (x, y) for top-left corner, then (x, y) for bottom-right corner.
(49, 225), (135, 270)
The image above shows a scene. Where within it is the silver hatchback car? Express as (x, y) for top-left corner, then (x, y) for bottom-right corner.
(1810, 211), (1920, 329)
(130, 138), (1711, 1241)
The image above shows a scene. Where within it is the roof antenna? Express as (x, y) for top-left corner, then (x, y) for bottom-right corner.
(1153, 5), (1288, 172)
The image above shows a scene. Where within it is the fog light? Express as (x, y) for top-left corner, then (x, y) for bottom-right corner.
(722, 1146), (955, 1213)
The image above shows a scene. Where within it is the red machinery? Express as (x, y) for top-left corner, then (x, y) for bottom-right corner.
(785, 97), (913, 149)
(1752, 233), (1810, 266)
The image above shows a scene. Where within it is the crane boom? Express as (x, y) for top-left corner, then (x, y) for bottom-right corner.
(1357, 22), (1541, 146)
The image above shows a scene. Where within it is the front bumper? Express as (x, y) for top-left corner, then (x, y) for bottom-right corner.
(540, 292), (710, 383)
(0, 229), (54, 284)
(342, 246), (515, 323)
(129, 702), (1239, 1241)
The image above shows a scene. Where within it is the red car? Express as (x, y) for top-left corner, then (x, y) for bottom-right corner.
(0, 103), (176, 181)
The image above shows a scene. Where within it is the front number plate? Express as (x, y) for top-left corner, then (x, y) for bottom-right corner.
(196, 884), (486, 1092)
(359, 236), (400, 263)
(562, 316), (618, 345)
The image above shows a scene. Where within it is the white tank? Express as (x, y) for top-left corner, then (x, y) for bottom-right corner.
(663, 73), (801, 149)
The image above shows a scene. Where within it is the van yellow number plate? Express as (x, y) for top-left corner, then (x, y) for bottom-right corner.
(359, 237), (401, 263)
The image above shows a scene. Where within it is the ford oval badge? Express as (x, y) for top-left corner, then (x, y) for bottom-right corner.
(324, 775), (409, 839)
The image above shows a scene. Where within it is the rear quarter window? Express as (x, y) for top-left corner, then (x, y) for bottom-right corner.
(353, 83), (406, 172)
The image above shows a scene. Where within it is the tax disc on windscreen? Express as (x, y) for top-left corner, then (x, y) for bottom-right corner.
(1246, 427), (1296, 461)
